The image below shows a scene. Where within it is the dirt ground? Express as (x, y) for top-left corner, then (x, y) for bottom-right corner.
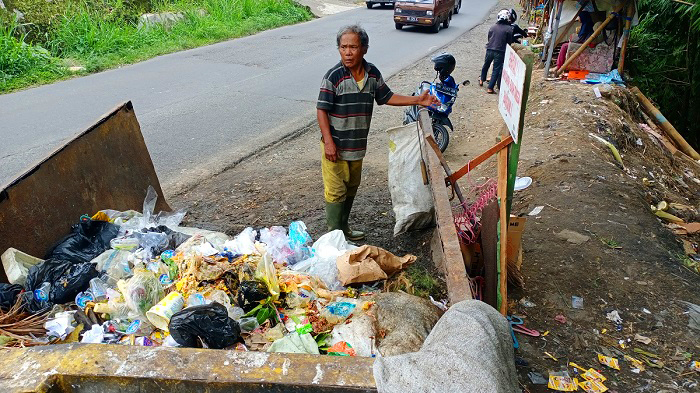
(170, 1), (700, 391)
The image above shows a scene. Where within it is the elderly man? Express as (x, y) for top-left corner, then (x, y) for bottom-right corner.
(317, 25), (438, 241)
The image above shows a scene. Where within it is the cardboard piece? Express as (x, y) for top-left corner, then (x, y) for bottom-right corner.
(336, 245), (416, 286)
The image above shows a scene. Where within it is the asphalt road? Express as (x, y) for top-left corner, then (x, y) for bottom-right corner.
(0, 2), (496, 192)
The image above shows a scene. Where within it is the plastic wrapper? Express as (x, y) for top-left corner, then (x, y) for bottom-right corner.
(597, 354), (620, 370)
(327, 341), (356, 356)
(237, 281), (270, 312)
(44, 311), (75, 340)
(168, 302), (241, 349)
(206, 289), (240, 320)
(238, 317), (260, 332)
(81, 324), (105, 344)
(25, 259), (99, 312)
(109, 237), (139, 252)
(0, 283), (23, 311)
(223, 227), (257, 255)
(91, 250), (131, 278)
(292, 230), (355, 290)
(267, 332), (319, 354)
(329, 313), (375, 357)
(320, 299), (359, 325)
(45, 219), (119, 263)
(119, 186), (186, 231)
(254, 252), (280, 300)
(120, 270), (164, 316)
(177, 227), (230, 251)
(548, 372), (578, 391)
(259, 227), (293, 263)
(287, 221), (312, 265)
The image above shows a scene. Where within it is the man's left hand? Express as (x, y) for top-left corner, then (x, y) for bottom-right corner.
(417, 90), (441, 107)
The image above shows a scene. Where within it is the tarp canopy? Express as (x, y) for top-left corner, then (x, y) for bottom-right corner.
(552, 0), (639, 45)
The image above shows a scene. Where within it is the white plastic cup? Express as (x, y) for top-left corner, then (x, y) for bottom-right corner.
(146, 292), (184, 331)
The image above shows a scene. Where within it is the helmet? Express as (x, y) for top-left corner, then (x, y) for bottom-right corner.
(431, 53), (456, 81)
(509, 8), (517, 23)
(497, 9), (510, 23)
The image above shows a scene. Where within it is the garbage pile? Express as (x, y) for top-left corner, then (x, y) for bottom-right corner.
(0, 187), (420, 355)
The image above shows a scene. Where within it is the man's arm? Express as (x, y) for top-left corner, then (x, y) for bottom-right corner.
(386, 90), (440, 107)
(317, 109), (338, 162)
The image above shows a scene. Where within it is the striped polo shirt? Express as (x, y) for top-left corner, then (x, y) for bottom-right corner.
(317, 60), (394, 161)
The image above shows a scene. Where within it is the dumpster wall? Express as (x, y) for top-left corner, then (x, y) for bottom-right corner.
(0, 102), (169, 282)
(0, 344), (376, 392)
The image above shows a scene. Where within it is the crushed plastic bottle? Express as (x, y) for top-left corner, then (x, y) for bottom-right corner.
(89, 277), (108, 302)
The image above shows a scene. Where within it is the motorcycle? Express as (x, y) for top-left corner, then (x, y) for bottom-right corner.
(404, 53), (467, 152)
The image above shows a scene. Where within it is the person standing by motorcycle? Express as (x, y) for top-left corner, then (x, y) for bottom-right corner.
(479, 9), (516, 94)
(317, 25), (438, 241)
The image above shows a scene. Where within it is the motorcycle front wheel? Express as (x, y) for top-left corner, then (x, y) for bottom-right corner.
(432, 121), (450, 152)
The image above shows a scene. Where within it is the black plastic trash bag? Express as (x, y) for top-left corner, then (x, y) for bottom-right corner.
(24, 259), (98, 312)
(0, 283), (23, 311)
(137, 225), (190, 258)
(45, 219), (119, 263)
(237, 281), (270, 312)
(169, 302), (241, 349)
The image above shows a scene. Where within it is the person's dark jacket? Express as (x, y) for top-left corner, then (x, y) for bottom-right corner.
(486, 21), (515, 52)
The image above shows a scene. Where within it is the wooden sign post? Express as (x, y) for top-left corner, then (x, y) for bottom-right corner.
(496, 44), (533, 315)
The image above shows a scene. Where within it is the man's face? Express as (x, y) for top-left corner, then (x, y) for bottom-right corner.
(338, 33), (367, 69)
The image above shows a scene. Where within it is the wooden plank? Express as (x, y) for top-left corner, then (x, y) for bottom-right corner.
(497, 148), (509, 315)
(418, 111), (472, 304)
(448, 136), (513, 184)
(425, 135), (465, 205)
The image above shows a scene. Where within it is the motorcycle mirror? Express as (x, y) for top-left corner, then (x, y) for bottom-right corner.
(462, 80), (470, 86)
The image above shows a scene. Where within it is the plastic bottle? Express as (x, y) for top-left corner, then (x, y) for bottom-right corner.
(33, 282), (51, 307)
(89, 278), (108, 302)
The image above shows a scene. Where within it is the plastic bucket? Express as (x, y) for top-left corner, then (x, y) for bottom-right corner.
(146, 291), (184, 331)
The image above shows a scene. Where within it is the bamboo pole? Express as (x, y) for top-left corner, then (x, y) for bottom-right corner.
(544, 0), (564, 77)
(617, 1), (635, 74)
(631, 87), (700, 160)
(555, 0), (590, 44)
(555, 3), (625, 76)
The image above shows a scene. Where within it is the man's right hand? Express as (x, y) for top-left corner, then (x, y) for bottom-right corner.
(324, 141), (338, 162)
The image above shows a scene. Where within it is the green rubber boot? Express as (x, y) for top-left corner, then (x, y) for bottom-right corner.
(325, 202), (344, 232)
(341, 196), (365, 241)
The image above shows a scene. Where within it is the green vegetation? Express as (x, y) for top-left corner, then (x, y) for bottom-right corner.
(1, 19), (67, 91)
(0, 0), (313, 92)
(629, 0), (700, 148)
(386, 265), (446, 299)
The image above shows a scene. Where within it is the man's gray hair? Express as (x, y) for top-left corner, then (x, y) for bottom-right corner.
(336, 25), (369, 48)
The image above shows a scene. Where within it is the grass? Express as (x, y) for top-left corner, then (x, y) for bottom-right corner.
(599, 236), (622, 249)
(0, 20), (67, 91)
(385, 265), (446, 300)
(0, 0), (313, 93)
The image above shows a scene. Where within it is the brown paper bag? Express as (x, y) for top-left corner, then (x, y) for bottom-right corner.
(336, 245), (416, 286)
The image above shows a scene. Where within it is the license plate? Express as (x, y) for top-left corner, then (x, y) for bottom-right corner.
(408, 16), (418, 22)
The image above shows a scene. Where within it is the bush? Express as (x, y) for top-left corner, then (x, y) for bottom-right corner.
(629, 0), (700, 148)
(0, 17), (65, 91)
